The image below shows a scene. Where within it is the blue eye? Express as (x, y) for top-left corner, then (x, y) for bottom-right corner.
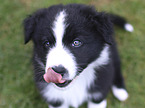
(44, 41), (50, 48)
(72, 40), (82, 47)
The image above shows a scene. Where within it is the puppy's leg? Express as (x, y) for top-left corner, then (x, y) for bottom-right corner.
(111, 44), (128, 101)
(88, 63), (114, 108)
(88, 99), (107, 108)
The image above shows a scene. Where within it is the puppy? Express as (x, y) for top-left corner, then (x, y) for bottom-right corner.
(24, 4), (133, 108)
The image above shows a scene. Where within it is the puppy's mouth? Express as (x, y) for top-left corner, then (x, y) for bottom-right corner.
(55, 80), (72, 87)
(43, 68), (73, 87)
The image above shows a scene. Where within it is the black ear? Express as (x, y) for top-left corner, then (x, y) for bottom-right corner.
(93, 12), (114, 45)
(23, 15), (35, 44)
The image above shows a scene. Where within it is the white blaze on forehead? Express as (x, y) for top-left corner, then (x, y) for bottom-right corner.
(45, 10), (77, 79)
(53, 10), (66, 46)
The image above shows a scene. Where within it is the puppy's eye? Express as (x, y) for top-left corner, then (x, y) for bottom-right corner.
(44, 41), (50, 48)
(72, 40), (82, 47)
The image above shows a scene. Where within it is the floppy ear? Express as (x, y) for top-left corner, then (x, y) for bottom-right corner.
(93, 12), (114, 45)
(23, 15), (35, 44)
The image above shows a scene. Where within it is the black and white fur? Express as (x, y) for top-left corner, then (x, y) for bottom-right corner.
(24, 4), (133, 108)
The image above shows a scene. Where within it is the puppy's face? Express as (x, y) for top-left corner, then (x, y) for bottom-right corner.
(24, 4), (113, 87)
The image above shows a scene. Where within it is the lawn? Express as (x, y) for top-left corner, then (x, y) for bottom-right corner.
(0, 0), (145, 108)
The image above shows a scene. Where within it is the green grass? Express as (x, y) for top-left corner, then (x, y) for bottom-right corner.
(0, 0), (145, 108)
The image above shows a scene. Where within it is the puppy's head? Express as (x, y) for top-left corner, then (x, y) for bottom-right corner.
(24, 4), (113, 87)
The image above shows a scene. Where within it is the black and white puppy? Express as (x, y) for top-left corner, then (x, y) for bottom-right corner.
(24, 4), (133, 108)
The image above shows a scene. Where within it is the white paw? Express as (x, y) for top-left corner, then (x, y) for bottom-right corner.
(49, 104), (69, 108)
(112, 86), (129, 101)
(88, 100), (107, 108)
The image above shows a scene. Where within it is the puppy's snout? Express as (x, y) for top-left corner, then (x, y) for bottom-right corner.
(52, 65), (68, 77)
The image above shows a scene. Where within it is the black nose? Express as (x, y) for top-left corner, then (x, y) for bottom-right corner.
(52, 65), (68, 76)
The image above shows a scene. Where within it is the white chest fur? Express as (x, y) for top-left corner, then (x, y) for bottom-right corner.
(42, 45), (110, 107)
(42, 65), (96, 107)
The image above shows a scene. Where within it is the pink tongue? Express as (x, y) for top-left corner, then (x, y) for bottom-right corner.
(43, 68), (66, 83)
